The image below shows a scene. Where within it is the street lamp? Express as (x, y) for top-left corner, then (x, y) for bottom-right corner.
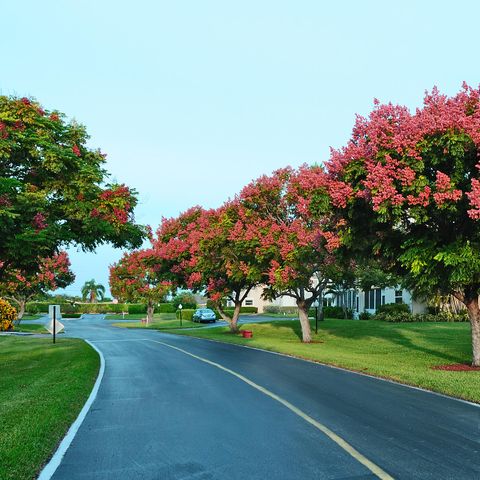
(178, 303), (183, 327)
(312, 296), (324, 335)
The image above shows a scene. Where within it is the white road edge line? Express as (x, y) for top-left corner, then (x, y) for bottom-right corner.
(167, 332), (480, 408)
(149, 339), (395, 480)
(37, 340), (106, 480)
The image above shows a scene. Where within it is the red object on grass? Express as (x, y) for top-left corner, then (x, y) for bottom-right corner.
(242, 330), (253, 338)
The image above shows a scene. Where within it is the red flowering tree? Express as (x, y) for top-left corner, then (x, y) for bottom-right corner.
(0, 251), (75, 321)
(0, 95), (145, 280)
(109, 250), (171, 323)
(235, 167), (349, 343)
(324, 84), (480, 365)
(152, 205), (263, 332)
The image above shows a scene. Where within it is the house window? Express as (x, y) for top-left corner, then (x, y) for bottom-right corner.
(245, 299), (253, 306)
(365, 288), (382, 310)
(395, 290), (403, 304)
(382, 295), (386, 305)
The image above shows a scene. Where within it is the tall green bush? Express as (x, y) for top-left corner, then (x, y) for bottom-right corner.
(175, 309), (195, 321)
(376, 303), (410, 315)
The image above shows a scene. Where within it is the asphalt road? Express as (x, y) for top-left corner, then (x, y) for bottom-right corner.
(46, 315), (479, 480)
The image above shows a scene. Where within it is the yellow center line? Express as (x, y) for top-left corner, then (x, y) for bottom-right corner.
(148, 339), (395, 480)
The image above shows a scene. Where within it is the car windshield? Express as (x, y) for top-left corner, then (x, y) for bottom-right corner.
(199, 309), (214, 313)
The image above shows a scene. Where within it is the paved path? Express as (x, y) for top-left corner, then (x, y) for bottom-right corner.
(48, 315), (479, 479)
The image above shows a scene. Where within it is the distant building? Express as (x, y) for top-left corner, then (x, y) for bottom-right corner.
(227, 284), (427, 316)
(332, 287), (427, 317)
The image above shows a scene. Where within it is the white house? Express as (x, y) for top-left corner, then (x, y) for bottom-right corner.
(332, 287), (427, 316)
(229, 284), (427, 316)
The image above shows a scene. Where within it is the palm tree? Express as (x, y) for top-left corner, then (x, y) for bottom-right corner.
(81, 279), (106, 303)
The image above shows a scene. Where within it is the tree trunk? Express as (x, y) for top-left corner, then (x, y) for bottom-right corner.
(17, 300), (26, 323)
(464, 297), (480, 367)
(146, 301), (154, 324)
(297, 299), (312, 343)
(10, 298), (26, 325)
(229, 301), (242, 333)
(216, 303), (231, 321)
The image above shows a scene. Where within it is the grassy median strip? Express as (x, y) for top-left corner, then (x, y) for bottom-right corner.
(170, 319), (480, 404)
(111, 319), (204, 330)
(109, 311), (204, 329)
(0, 337), (99, 480)
(13, 324), (49, 334)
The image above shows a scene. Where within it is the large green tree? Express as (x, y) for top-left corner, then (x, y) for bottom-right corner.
(324, 84), (480, 366)
(0, 96), (145, 278)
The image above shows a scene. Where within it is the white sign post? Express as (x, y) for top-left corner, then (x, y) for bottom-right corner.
(47, 305), (64, 343)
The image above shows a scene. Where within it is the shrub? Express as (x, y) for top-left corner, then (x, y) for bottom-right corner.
(156, 303), (176, 313)
(27, 304), (40, 315)
(323, 306), (353, 319)
(359, 311), (373, 320)
(241, 306), (258, 314)
(375, 311), (469, 322)
(224, 306), (258, 315)
(264, 305), (298, 315)
(26, 302), (49, 313)
(0, 298), (16, 331)
(264, 305), (280, 314)
(63, 313), (82, 318)
(128, 303), (147, 314)
(374, 311), (412, 322)
(376, 303), (410, 315)
(175, 309), (195, 321)
(25, 302), (128, 314)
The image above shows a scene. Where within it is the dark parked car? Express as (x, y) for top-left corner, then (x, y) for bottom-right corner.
(192, 308), (217, 323)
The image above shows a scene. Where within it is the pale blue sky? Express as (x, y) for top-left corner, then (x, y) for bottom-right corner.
(2, 0), (479, 297)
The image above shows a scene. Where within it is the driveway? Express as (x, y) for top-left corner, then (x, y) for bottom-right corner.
(46, 315), (479, 479)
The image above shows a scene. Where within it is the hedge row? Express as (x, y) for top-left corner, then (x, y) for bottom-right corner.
(263, 305), (353, 319)
(175, 309), (195, 321)
(26, 302), (129, 314)
(26, 302), (179, 315)
(374, 311), (469, 323)
(264, 305), (298, 315)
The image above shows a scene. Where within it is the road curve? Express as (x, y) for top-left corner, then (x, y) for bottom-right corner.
(47, 315), (479, 480)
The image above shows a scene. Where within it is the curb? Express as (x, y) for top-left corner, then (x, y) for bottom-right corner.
(37, 339), (106, 480)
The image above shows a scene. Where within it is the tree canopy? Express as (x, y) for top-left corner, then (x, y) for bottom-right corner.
(322, 83), (480, 365)
(0, 95), (145, 279)
(0, 251), (74, 320)
(109, 250), (170, 323)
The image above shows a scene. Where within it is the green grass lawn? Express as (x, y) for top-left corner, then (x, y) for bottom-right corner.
(112, 318), (204, 330)
(109, 312), (204, 330)
(13, 323), (49, 334)
(0, 337), (99, 480)
(20, 314), (43, 321)
(170, 319), (480, 403)
(106, 312), (176, 320)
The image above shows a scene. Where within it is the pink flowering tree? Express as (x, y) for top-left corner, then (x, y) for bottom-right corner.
(324, 84), (480, 365)
(235, 167), (349, 343)
(109, 249), (171, 323)
(0, 251), (75, 321)
(152, 205), (263, 332)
